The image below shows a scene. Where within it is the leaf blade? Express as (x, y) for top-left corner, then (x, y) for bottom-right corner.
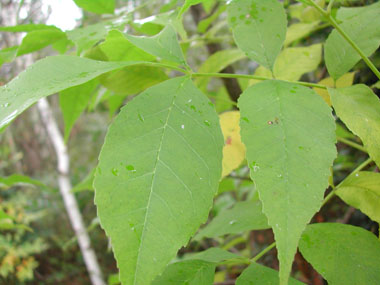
(299, 223), (380, 285)
(59, 79), (98, 142)
(227, 0), (287, 70)
(220, 111), (246, 178)
(236, 263), (304, 285)
(324, 2), (380, 79)
(73, 0), (115, 14)
(329, 84), (380, 167)
(94, 77), (224, 284)
(336, 171), (380, 224)
(125, 25), (186, 66)
(238, 80), (336, 284)
(195, 200), (269, 240)
(0, 56), (165, 130)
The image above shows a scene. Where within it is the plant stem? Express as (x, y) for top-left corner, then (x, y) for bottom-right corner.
(326, 0), (335, 14)
(191, 72), (327, 89)
(222, 236), (246, 250)
(143, 62), (189, 74)
(181, 35), (232, 44)
(337, 137), (367, 153)
(322, 157), (373, 206)
(307, 0), (380, 80)
(251, 242), (276, 263)
(328, 17), (380, 80)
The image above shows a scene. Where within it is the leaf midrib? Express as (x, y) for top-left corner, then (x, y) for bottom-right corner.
(133, 78), (186, 284)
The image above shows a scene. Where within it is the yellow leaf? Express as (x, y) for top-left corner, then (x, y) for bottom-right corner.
(314, 72), (355, 106)
(220, 111), (246, 177)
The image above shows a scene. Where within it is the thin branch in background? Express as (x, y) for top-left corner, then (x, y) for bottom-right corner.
(37, 97), (105, 285)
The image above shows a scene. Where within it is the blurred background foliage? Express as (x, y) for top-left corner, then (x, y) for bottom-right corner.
(0, 0), (379, 284)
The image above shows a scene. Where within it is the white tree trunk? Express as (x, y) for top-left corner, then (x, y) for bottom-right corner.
(37, 98), (105, 285)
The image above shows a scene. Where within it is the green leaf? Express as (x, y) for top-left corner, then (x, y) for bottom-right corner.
(372, 81), (380, 89)
(100, 66), (169, 95)
(107, 92), (127, 117)
(195, 200), (269, 240)
(97, 30), (169, 95)
(324, 2), (380, 79)
(336, 123), (355, 139)
(253, 44), (322, 82)
(197, 5), (226, 34)
(195, 49), (246, 91)
(59, 79), (98, 142)
(178, 0), (211, 17)
(178, 0), (201, 16)
(99, 30), (155, 62)
(132, 10), (187, 39)
(152, 260), (215, 285)
(153, 248), (241, 285)
(236, 263), (304, 285)
(52, 38), (73, 54)
(0, 46), (18, 67)
(299, 223), (380, 285)
(94, 76), (224, 284)
(0, 24), (57, 32)
(108, 274), (121, 285)
(0, 174), (45, 188)
(71, 168), (96, 193)
(284, 21), (319, 46)
(66, 23), (108, 54)
(17, 28), (66, 56)
(0, 55), (155, 130)
(238, 80), (336, 285)
(73, 0), (115, 14)
(329, 84), (380, 167)
(125, 25), (186, 65)
(336, 171), (380, 224)
(227, 0), (287, 70)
